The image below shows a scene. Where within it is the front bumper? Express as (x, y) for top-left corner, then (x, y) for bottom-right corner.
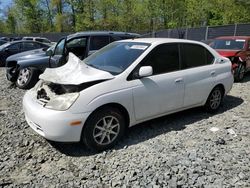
(23, 90), (91, 142)
(6, 67), (18, 82)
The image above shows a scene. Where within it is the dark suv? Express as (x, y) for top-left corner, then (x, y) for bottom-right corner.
(6, 31), (140, 89)
(210, 36), (250, 81)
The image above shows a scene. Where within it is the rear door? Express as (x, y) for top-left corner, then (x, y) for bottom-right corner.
(180, 43), (216, 107)
(131, 43), (185, 120)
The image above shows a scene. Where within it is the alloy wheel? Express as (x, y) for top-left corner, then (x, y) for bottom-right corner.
(17, 68), (31, 86)
(209, 89), (222, 110)
(93, 116), (120, 145)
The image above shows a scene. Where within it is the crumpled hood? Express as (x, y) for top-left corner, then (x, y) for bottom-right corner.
(7, 48), (46, 62)
(216, 50), (240, 57)
(39, 53), (114, 85)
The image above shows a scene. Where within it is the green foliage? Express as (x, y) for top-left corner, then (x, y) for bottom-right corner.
(1, 0), (250, 34)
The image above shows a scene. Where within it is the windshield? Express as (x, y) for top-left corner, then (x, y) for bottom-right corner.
(210, 39), (245, 50)
(84, 42), (150, 75)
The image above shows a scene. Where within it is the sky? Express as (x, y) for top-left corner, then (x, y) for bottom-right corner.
(0, 0), (12, 18)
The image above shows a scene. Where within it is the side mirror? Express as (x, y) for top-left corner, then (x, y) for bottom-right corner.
(139, 66), (153, 78)
(46, 49), (53, 56)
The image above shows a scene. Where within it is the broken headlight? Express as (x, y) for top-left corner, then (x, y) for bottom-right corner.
(45, 92), (79, 111)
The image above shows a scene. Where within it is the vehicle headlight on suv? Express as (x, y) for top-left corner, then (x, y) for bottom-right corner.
(45, 92), (79, 111)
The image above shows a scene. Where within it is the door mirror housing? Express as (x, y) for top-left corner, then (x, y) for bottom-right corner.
(46, 49), (53, 56)
(139, 66), (153, 78)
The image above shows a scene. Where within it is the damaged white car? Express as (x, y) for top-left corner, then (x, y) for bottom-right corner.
(23, 38), (233, 151)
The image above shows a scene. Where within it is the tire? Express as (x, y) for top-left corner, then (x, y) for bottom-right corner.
(16, 68), (39, 89)
(0, 57), (5, 67)
(204, 86), (223, 113)
(82, 107), (126, 151)
(234, 64), (246, 82)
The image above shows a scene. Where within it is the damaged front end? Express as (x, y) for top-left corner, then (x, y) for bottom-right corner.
(31, 53), (115, 111)
(34, 79), (107, 111)
(34, 80), (80, 111)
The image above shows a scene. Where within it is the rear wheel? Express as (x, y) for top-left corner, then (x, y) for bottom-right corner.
(235, 64), (246, 82)
(82, 107), (125, 151)
(16, 68), (39, 89)
(205, 86), (223, 113)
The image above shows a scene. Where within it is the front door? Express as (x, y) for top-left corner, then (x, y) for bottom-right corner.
(130, 43), (184, 121)
(49, 38), (66, 68)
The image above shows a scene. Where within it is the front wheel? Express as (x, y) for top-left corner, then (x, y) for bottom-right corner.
(82, 107), (126, 151)
(204, 86), (223, 113)
(235, 64), (246, 82)
(16, 68), (39, 89)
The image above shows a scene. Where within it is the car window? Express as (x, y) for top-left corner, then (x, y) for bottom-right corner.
(8, 43), (20, 50)
(181, 43), (214, 69)
(66, 37), (87, 59)
(89, 36), (110, 51)
(22, 42), (39, 50)
(85, 42), (150, 75)
(23, 38), (33, 41)
(54, 38), (66, 55)
(141, 43), (180, 75)
(36, 38), (51, 43)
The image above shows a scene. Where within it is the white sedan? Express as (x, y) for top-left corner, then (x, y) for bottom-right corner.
(23, 38), (234, 151)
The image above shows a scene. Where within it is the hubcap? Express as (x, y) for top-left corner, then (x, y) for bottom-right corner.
(93, 116), (120, 145)
(210, 90), (221, 109)
(17, 68), (31, 86)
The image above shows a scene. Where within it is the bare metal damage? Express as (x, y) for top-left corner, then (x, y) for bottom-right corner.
(34, 53), (114, 103)
(39, 53), (114, 85)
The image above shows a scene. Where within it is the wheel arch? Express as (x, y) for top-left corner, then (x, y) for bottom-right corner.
(85, 103), (130, 128)
(214, 83), (225, 96)
(204, 83), (225, 105)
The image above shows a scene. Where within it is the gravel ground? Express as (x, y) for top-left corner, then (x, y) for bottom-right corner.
(0, 67), (249, 188)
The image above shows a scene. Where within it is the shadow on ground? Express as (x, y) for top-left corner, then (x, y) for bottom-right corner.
(241, 72), (250, 83)
(49, 95), (243, 157)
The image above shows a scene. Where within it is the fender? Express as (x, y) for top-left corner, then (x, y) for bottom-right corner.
(17, 56), (50, 71)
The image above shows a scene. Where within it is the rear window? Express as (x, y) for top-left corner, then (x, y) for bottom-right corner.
(210, 39), (245, 50)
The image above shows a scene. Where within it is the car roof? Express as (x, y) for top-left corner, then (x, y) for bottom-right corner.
(5, 40), (50, 46)
(215, 36), (250, 40)
(121, 38), (207, 45)
(67, 31), (140, 40)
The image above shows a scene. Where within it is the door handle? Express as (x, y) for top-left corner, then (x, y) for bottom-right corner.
(210, 71), (216, 76)
(175, 78), (183, 83)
